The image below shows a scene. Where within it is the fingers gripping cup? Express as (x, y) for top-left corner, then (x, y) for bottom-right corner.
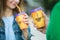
(30, 7), (46, 29)
(15, 12), (28, 30)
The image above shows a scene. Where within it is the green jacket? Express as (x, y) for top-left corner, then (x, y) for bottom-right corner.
(46, 1), (60, 40)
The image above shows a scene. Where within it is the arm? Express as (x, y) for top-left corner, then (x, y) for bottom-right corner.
(22, 29), (28, 40)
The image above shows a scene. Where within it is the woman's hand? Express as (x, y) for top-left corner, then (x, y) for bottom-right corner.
(22, 13), (29, 25)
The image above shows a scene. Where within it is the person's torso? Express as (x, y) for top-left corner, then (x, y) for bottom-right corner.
(0, 18), (23, 40)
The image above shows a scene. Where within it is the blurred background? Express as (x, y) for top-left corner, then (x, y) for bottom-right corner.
(23, 0), (58, 16)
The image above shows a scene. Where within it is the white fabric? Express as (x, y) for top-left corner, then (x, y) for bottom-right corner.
(28, 17), (46, 40)
(2, 16), (16, 40)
